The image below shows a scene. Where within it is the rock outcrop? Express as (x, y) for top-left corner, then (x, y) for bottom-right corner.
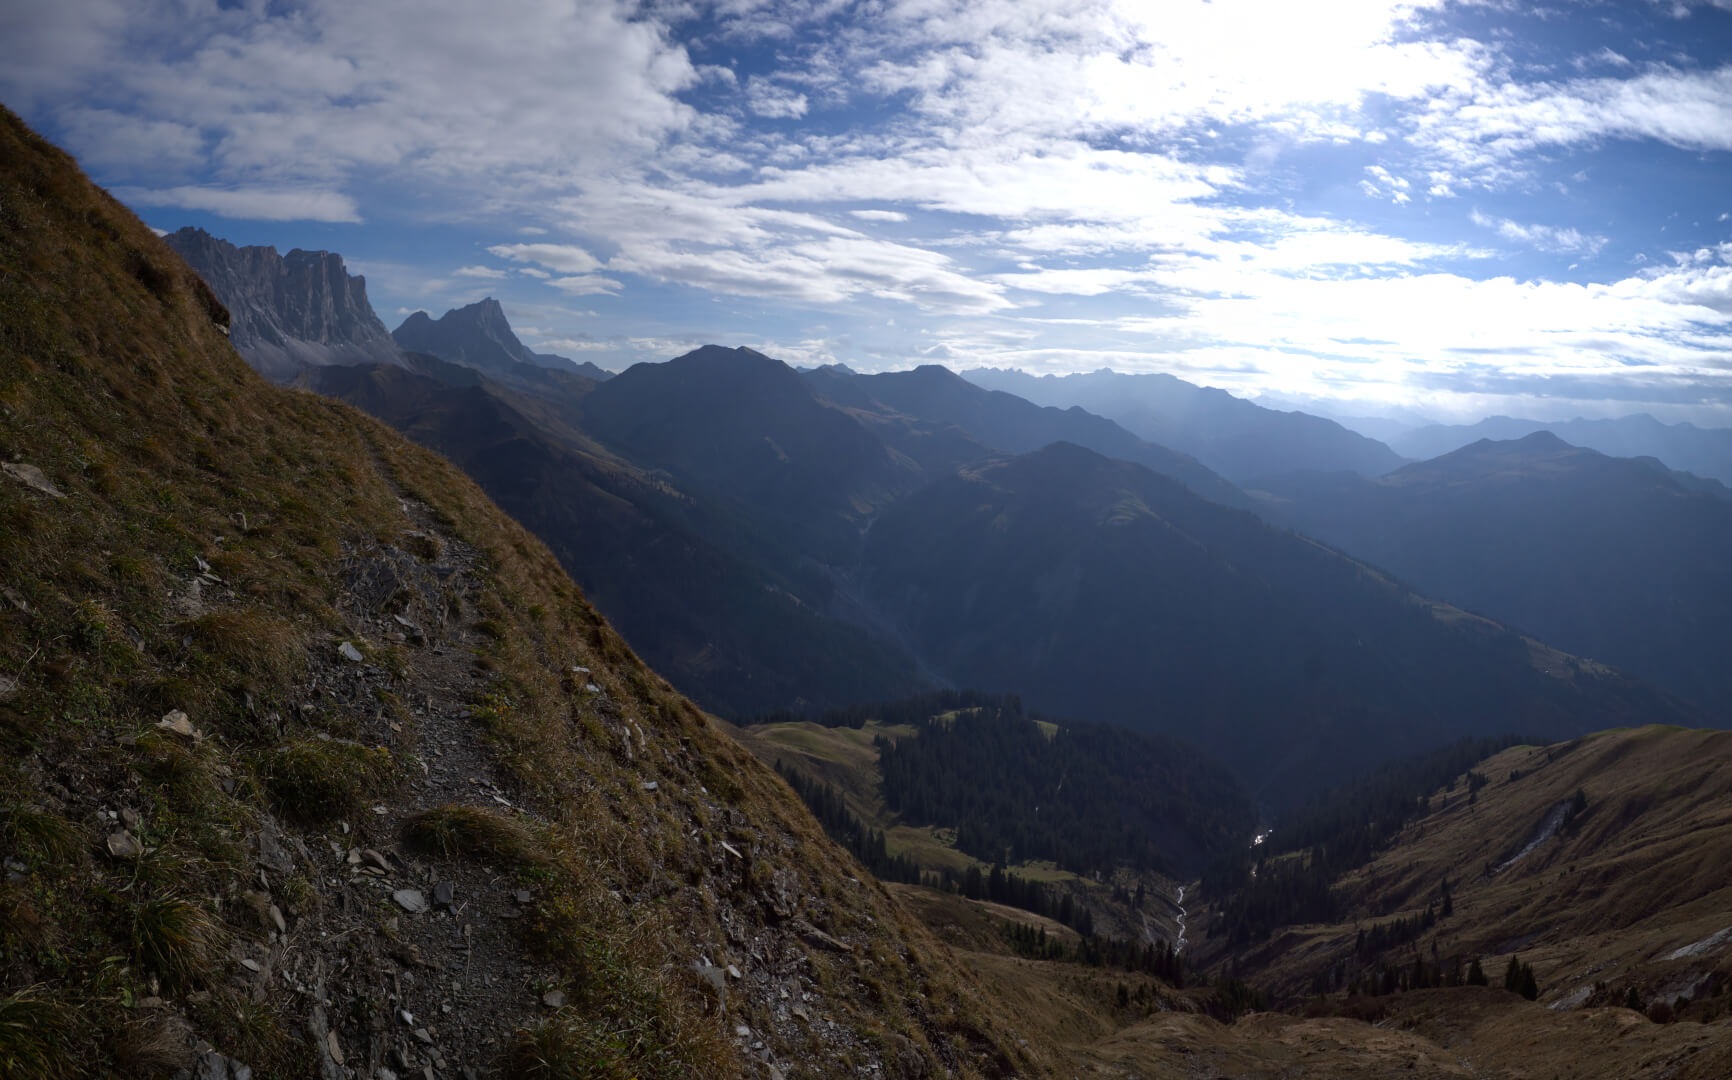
(163, 227), (405, 381)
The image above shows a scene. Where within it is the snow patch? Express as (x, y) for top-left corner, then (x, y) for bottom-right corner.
(1495, 800), (1571, 874)
(1664, 927), (1732, 961)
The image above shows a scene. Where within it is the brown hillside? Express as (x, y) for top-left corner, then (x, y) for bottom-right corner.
(0, 107), (1041, 1079)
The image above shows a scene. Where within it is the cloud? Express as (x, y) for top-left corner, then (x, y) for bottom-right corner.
(849, 209), (909, 222)
(1360, 165), (1412, 205)
(549, 274), (624, 295)
(1470, 211), (1608, 256)
(486, 243), (605, 274)
(454, 264), (509, 279)
(116, 185), (362, 223)
(1, 0), (700, 191)
(1410, 64), (1732, 178)
(746, 76), (809, 118)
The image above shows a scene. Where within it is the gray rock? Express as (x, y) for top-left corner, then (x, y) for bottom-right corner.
(257, 824), (295, 874)
(268, 904), (287, 933)
(0, 675), (17, 701)
(337, 641), (364, 663)
(542, 990), (566, 1008)
(106, 831), (143, 858)
(393, 889), (428, 913)
(1, 462), (64, 499)
(432, 880), (454, 908)
(362, 848), (390, 871)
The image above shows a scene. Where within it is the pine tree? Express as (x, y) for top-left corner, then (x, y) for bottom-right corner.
(1519, 964), (1539, 1001)
(1467, 957), (1487, 986)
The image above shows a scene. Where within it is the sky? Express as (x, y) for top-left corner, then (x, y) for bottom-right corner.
(6, 0), (1732, 424)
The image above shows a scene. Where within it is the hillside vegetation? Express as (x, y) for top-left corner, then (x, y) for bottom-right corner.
(0, 107), (1035, 1079)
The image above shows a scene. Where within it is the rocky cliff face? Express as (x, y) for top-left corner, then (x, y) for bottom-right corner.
(163, 226), (405, 381)
(394, 298), (611, 379)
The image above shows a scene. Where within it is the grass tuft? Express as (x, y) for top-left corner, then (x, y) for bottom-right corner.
(3, 805), (86, 866)
(0, 987), (76, 1080)
(404, 804), (546, 867)
(132, 896), (228, 989)
(262, 738), (393, 823)
(506, 1015), (637, 1080)
(403, 803), (543, 868)
(110, 1014), (194, 1076)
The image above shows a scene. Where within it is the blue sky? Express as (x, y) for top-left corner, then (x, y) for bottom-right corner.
(6, 0), (1732, 423)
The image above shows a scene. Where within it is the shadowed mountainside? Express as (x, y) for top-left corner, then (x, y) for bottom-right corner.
(1253, 432), (1732, 712)
(855, 442), (1690, 804)
(808, 364), (1252, 510)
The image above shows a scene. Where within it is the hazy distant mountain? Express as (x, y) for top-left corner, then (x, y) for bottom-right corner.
(163, 226), (404, 380)
(1252, 432), (1732, 712)
(807, 364), (1253, 510)
(858, 441), (1687, 804)
(305, 356), (931, 715)
(963, 367), (1405, 482)
(1391, 414), (1732, 485)
(393, 298), (613, 380)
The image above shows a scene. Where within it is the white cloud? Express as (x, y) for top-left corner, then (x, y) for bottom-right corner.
(549, 274), (624, 296)
(1410, 64), (1732, 178)
(454, 264), (509, 279)
(486, 243), (604, 274)
(117, 185), (362, 223)
(1470, 210), (1608, 256)
(745, 76), (809, 118)
(849, 209), (909, 222)
(1360, 164), (1412, 205)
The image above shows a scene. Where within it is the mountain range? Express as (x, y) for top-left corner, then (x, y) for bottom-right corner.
(1389, 413), (1732, 486)
(963, 366), (1408, 483)
(1253, 431), (1732, 712)
(171, 235), (1699, 807)
(162, 226), (613, 385)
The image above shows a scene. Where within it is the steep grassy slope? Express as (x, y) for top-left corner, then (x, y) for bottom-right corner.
(1224, 727), (1732, 1014)
(0, 108), (1035, 1079)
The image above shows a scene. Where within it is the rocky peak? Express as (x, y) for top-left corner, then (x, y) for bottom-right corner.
(163, 227), (404, 381)
(391, 298), (610, 379)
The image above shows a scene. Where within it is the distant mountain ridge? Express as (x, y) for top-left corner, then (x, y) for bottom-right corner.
(393, 298), (613, 380)
(963, 367), (1406, 482)
(162, 226), (404, 380)
(1254, 431), (1732, 712)
(1391, 413), (1732, 485)
(806, 363), (1253, 510)
(855, 440), (1686, 804)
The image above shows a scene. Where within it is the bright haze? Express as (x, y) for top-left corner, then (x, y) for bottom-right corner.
(6, 0), (1732, 423)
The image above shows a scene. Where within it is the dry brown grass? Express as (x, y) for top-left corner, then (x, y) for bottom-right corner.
(0, 105), (1043, 1080)
(404, 804), (547, 867)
